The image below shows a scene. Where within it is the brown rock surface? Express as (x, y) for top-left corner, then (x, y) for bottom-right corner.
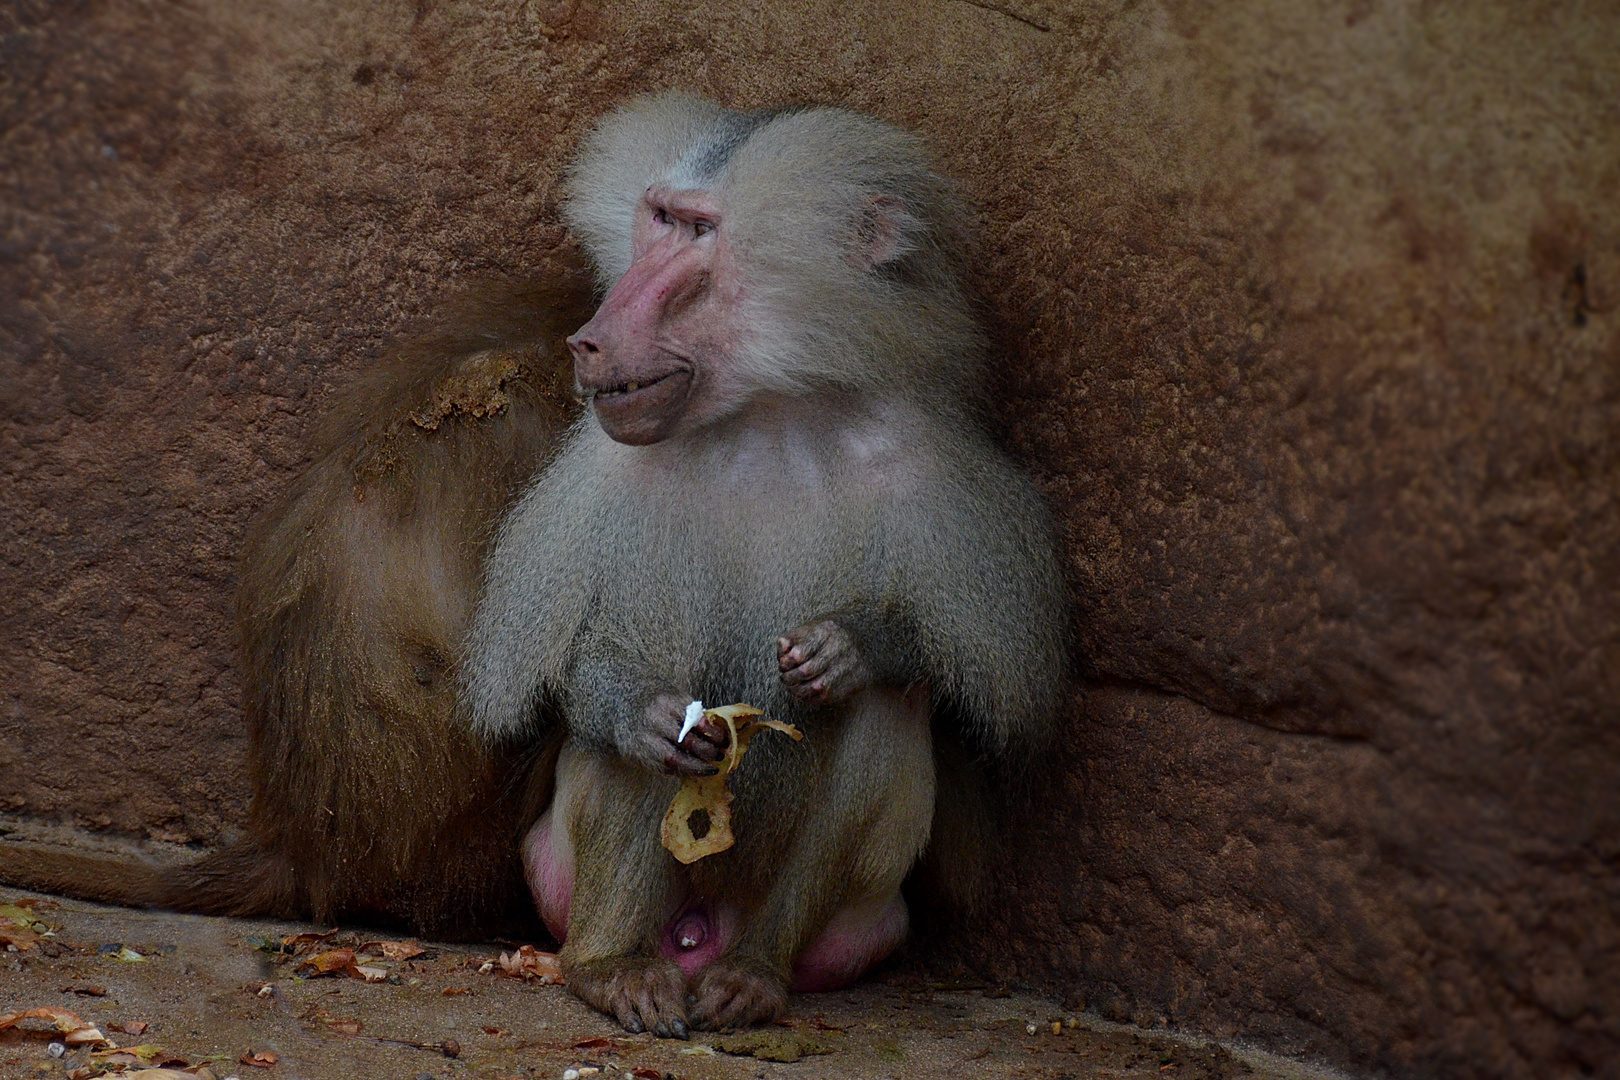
(1, 2), (1616, 1077)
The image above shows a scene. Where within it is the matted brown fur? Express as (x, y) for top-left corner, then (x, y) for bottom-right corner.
(167, 263), (593, 934)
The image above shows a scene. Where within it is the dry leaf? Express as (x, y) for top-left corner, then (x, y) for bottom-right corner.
(491, 944), (564, 983)
(0, 1006), (110, 1046)
(352, 965), (388, 982)
(358, 939), (425, 961)
(324, 1018), (361, 1036)
(295, 948), (356, 977)
(660, 704), (802, 864)
(93, 1045), (189, 1068)
(123, 1071), (200, 1080)
(240, 1049), (280, 1068)
(64, 1025), (112, 1046)
(121, 1021), (150, 1035)
(281, 931), (337, 949)
(0, 903), (46, 930)
(0, 926), (39, 949)
(0, 1005), (83, 1031)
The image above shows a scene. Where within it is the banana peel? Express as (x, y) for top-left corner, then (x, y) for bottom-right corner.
(660, 703), (802, 864)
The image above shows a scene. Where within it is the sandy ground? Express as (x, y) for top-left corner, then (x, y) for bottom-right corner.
(0, 890), (1348, 1080)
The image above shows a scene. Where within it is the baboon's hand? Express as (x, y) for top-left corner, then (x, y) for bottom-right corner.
(627, 693), (730, 776)
(778, 619), (872, 706)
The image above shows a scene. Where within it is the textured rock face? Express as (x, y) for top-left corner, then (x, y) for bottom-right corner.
(2, 2), (1616, 1076)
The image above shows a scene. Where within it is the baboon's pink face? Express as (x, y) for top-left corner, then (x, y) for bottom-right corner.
(567, 186), (743, 445)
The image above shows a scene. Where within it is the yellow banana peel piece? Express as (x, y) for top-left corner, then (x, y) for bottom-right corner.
(660, 703), (802, 864)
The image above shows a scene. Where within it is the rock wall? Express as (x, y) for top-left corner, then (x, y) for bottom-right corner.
(2, 2), (1616, 1076)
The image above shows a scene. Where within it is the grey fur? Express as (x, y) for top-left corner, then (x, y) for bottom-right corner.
(465, 94), (1066, 757)
(460, 95), (1068, 1021)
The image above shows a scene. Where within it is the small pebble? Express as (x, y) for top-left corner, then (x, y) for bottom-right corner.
(1052, 1021), (1062, 1034)
(47, 1042), (66, 1058)
(257, 984), (275, 997)
(1025, 1022), (1038, 1035)
(563, 1070), (579, 1080)
(478, 961), (495, 974)
(1066, 1017), (1078, 1029)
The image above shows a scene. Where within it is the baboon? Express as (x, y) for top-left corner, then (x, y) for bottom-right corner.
(181, 268), (593, 933)
(0, 266), (594, 934)
(464, 95), (1069, 1032)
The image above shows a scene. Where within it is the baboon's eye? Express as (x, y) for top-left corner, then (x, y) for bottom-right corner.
(652, 207), (673, 226)
(693, 219), (715, 237)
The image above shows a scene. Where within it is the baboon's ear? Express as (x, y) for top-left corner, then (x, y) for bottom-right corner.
(850, 195), (910, 269)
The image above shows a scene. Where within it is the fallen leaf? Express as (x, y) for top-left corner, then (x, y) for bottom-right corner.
(323, 1018), (361, 1036)
(440, 987), (471, 996)
(660, 704), (801, 864)
(108, 945), (148, 962)
(0, 1005), (84, 1031)
(239, 1049), (280, 1068)
(120, 1021), (150, 1035)
(358, 939), (425, 961)
(92, 1045), (189, 1068)
(482, 1026), (510, 1037)
(60, 984), (107, 996)
(0, 1006), (110, 1046)
(491, 945), (564, 983)
(0, 903), (46, 930)
(281, 931), (337, 949)
(352, 965), (388, 983)
(0, 926), (39, 949)
(63, 1025), (112, 1046)
(123, 1071), (200, 1080)
(629, 1069), (665, 1079)
(571, 1037), (612, 1050)
(294, 948), (355, 977)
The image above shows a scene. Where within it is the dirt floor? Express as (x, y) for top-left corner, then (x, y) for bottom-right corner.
(0, 889), (1347, 1080)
